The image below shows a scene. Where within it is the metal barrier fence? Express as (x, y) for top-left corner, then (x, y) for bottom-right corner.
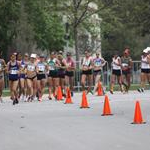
(4, 61), (141, 90)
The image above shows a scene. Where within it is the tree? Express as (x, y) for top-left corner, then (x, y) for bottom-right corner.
(60, 0), (113, 67)
(98, 0), (150, 61)
(24, 0), (65, 52)
(0, 0), (21, 59)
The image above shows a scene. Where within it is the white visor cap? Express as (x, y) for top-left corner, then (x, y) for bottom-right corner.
(30, 53), (37, 58)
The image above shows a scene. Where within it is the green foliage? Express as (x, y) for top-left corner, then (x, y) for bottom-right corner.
(0, 0), (21, 57)
(98, 0), (150, 61)
(0, 0), (66, 56)
(24, 0), (65, 52)
(0, 0), (150, 60)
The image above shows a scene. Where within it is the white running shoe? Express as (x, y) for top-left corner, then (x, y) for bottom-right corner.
(20, 95), (25, 101)
(24, 96), (29, 102)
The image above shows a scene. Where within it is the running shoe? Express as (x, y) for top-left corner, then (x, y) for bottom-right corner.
(39, 97), (42, 102)
(24, 96), (28, 102)
(27, 96), (31, 102)
(48, 96), (52, 100)
(89, 90), (94, 95)
(30, 96), (34, 102)
(55, 95), (58, 100)
(137, 88), (141, 93)
(13, 100), (16, 105)
(20, 95), (25, 101)
(15, 98), (19, 104)
(36, 92), (39, 99)
(103, 90), (106, 95)
(71, 91), (74, 97)
(110, 90), (113, 94)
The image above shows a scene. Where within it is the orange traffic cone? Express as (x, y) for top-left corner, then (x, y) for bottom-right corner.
(64, 88), (73, 104)
(80, 91), (90, 108)
(97, 82), (103, 96)
(57, 86), (63, 101)
(102, 95), (113, 116)
(132, 101), (146, 124)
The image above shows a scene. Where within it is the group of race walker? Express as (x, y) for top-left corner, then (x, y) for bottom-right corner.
(0, 47), (150, 105)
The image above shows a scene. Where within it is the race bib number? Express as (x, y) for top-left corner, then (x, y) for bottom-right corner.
(38, 65), (45, 72)
(83, 60), (90, 66)
(122, 63), (128, 67)
(49, 65), (55, 70)
(95, 61), (101, 67)
(10, 70), (17, 74)
(27, 65), (35, 71)
(85, 61), (89, 66)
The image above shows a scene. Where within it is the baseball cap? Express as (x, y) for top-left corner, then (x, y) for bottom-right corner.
(146, 47), (150, 52)
(24, 53), (29, 57)
(30, 53), (37, 58)
(40, 54), (45, 58)
(58, 50), (63, 55)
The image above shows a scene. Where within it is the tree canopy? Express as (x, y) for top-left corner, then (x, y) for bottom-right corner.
(0, 0), (150, 60)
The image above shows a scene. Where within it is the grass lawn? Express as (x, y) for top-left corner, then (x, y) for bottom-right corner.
(2, 84), (149, 97)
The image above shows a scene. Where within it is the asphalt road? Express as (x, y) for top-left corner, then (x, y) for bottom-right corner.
(0, 91), (150, 150)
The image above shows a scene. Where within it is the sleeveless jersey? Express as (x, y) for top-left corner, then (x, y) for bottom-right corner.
(27, 63), (36, 72)
(47, 58), (57, 71)
(37, 62), (46, 73)
(8, 61), (19, 80)
(112, 57), (121, 70)
(82, 57), (92, 67)
(121, 56), (131, 67)
(141, 55), (150, 69)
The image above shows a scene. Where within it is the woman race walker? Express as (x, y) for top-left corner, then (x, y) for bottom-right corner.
(17, 53), (28, 101)
(36, 54), (48, 101)
(121, 48), (133, 92)
(47, 52), (60, 100)
(23, 53), (30, 101)
(7, 53), (20, 105)
(138, 48), (150, 92)
(65, 52), (75, 96)
(57, 51), (67, 97)
(0, 50), (7, 103)
(110, 53), (124, 94)
(25, 54), (37, 102)
(81, 50), (93, 94)
(93, 51), (106, 94)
